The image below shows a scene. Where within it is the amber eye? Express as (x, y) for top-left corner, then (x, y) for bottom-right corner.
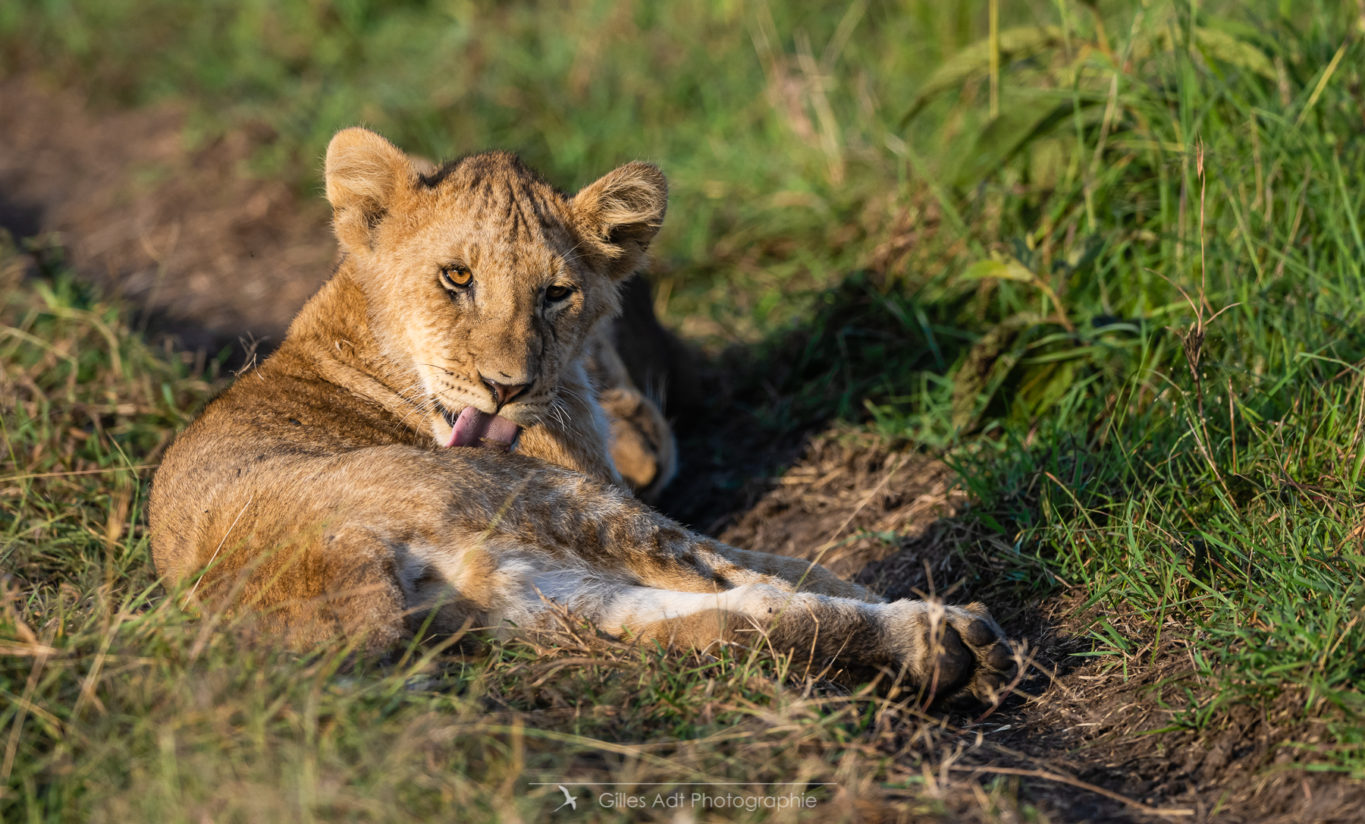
(438, 264), (473, 291)
(544, 284), (574, 303)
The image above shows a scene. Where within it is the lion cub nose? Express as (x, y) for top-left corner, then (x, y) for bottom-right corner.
(481, 374), (532, 407)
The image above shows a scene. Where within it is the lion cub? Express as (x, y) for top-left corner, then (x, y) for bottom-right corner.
(149, 127), (1014, 700)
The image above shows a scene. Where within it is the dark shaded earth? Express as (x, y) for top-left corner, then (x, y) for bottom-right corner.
(2, 72), (1360, 823)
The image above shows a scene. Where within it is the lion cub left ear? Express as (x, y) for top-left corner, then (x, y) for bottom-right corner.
(324, 127), (415, 252)
(572, 162), (668, 281)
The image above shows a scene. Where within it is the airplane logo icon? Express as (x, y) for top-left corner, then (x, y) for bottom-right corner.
(554, 785), (579, 812)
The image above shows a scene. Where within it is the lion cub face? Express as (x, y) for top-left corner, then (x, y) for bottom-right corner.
(323, 127), (667, 448)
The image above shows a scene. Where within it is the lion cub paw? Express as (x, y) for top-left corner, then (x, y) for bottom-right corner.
(599, 386), (677, 501)
(884, 600), (1016, 702)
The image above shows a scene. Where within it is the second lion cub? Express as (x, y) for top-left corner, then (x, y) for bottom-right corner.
(149, 127), (1015, 700)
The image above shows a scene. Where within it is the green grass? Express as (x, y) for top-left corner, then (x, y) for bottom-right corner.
(4, 0), (1365, 819)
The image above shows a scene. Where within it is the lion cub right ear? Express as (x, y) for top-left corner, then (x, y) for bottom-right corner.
(324, 127), (414, 251)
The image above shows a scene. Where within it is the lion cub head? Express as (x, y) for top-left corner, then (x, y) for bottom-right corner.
(323, 127), (667, 449)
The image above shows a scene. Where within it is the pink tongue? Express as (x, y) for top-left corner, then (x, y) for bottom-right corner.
(446, 406), (521, 450)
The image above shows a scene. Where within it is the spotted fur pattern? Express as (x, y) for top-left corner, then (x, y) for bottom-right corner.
(148, 128), (1015, 701)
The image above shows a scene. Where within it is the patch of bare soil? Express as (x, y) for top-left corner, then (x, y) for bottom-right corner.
(704, 430), (1364, 821)
(0, 73), (333, 353)
(1015, 648), (1365, 823)
(4, 74), (1358, 823)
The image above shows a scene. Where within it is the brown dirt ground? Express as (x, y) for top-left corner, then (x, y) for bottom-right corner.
(0, 73), (333, 353)
(3, 75), (1361, 823)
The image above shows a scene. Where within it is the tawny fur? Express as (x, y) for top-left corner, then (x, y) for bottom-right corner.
(148, 127), (1014, 701)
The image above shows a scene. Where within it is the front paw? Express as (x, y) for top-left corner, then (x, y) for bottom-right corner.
(600, 386), (676, 500)
(884, 600), (1016, 702)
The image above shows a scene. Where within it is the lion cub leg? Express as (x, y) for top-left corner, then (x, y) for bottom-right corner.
(685, 540), (879, 602)
(517, 577), (1014, 701)
(432, 473), (1014, 701)
(202, 524), (414, 653)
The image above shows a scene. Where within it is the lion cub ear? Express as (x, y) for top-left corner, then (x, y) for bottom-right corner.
(572, 162), (668, 281)
(324, 127), (414, 251)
